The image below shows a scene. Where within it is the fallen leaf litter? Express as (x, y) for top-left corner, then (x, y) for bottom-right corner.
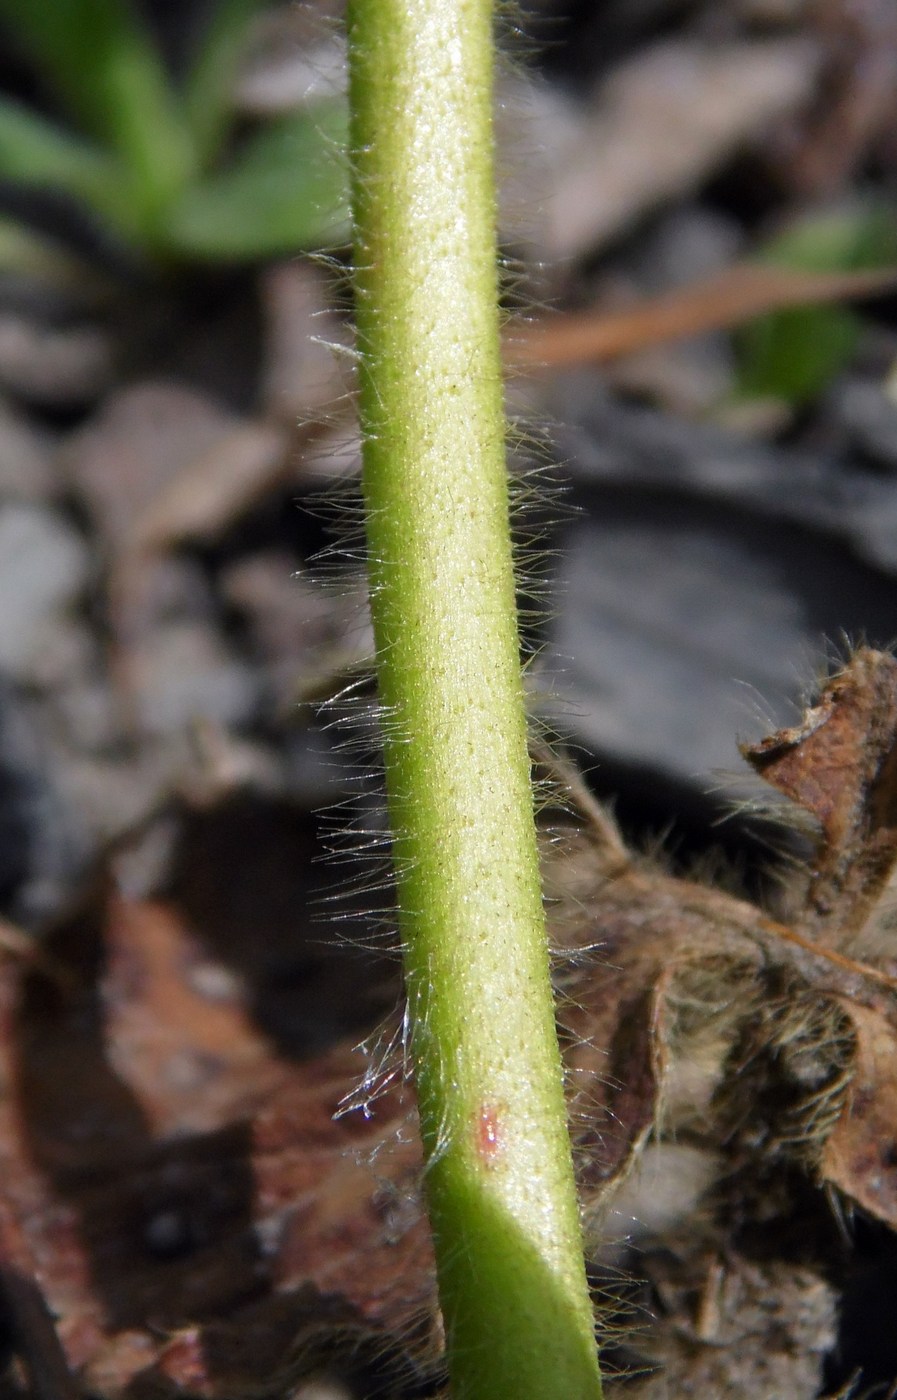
(1, 650), (897, 1396)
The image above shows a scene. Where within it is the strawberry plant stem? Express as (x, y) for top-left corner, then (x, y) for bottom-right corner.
(346, 2), (603, 1395)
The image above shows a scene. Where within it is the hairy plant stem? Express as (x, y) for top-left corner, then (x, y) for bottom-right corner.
(346, 2), (603, 1395)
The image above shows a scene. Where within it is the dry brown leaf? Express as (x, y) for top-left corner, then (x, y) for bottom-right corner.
(551, 654), (897, 1243)
(822, 997), (897, 1228)
(62, 384), (245, 552)
(61, 383), (290, 559)
(742, 647), (897, 946)
(544, 38), (821, 262)
(130, 420), (290, 556)
(774, 0), (897, 197)
(0, 890), (436, 1395)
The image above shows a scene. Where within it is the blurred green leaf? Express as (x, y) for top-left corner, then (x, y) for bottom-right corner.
(185, 0), (266, 167)
(0, 0), (194, 227)
(0, 4), (347, 268)
(737, 303), (860, 405)
(736, 204), (897, 406)
(760, 205), (897, 272)
(0, 95), (135, 233)
(163, 101), (349, 260)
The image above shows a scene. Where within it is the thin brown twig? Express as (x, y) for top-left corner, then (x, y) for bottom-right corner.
(507, 262), (897, 371)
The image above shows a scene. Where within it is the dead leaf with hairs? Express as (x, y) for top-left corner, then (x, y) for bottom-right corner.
(738, 647), (897, 1231)
(558, 649), (897, 1246)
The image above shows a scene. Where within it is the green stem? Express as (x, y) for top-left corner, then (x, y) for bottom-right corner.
(346, 3), (603, 1396)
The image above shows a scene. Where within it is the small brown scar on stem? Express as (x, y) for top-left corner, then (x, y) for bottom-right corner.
(475, 1103), (504, 1166)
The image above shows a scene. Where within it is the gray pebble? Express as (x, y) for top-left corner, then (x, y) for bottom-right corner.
(0, 504), (89, 680)
(130, 622), (259, 738)
(828, 376), (897, 471)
